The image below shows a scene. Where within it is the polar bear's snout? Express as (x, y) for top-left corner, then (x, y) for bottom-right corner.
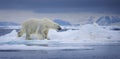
(57, 26), (62, 30)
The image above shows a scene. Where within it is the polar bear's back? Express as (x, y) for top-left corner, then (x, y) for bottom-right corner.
(21, 18), (57, 33)
(23, 19), (39, 27)
(22, 18), (42, 33)
(23, 18), (53, 24)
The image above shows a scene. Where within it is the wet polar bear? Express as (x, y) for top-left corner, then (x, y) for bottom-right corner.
(18, 18), (61, 40)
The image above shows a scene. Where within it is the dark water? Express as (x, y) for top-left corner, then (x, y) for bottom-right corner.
(0, 29), (19, 36)
(0, 45), (120, 59)
(0, 29), (120, 59)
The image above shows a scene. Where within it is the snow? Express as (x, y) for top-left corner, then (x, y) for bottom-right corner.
(49, 24), (120, 43)
(0, 24), (120, 50)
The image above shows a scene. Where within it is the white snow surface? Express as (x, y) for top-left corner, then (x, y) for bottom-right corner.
(0, 24), (120, 50)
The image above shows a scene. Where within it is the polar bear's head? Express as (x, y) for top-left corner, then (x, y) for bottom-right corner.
(43, 18), (62, 31)
(52, 23), (62, 31)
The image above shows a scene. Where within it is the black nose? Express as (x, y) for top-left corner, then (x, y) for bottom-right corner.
(58, 27), (62, 30)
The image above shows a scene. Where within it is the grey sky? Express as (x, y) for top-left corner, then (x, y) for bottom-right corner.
(0, 0), (120, 13)
(0, 0), (120, 24)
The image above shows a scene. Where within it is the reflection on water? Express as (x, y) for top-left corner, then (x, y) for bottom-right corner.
(0, 45), (120, 59)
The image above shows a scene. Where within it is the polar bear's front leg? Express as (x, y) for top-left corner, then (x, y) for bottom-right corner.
(36, 27), (45, 40)
(44, 30), (50, 40)
(25, 28), (31, 40)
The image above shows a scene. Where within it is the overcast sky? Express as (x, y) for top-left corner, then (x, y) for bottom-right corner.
(0, 0), (120, 24)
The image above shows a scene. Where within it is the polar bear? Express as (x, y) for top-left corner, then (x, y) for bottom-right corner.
(17, 18), (61, 40)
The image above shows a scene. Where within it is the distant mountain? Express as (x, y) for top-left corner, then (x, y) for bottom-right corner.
(96, 16), (120, 26)
(54, 19), (71, 26)
(0, 22), (20, 26)
(87, 16), (95, 24)
(110, 22), (120, 26)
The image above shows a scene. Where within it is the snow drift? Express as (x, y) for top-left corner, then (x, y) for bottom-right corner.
(0, 24), (120, 50)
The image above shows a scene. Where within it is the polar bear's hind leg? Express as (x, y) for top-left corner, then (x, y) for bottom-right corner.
(25, 28), (32, 40)
(26, 33), (31, 40)
(17, 30), (24, 37)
